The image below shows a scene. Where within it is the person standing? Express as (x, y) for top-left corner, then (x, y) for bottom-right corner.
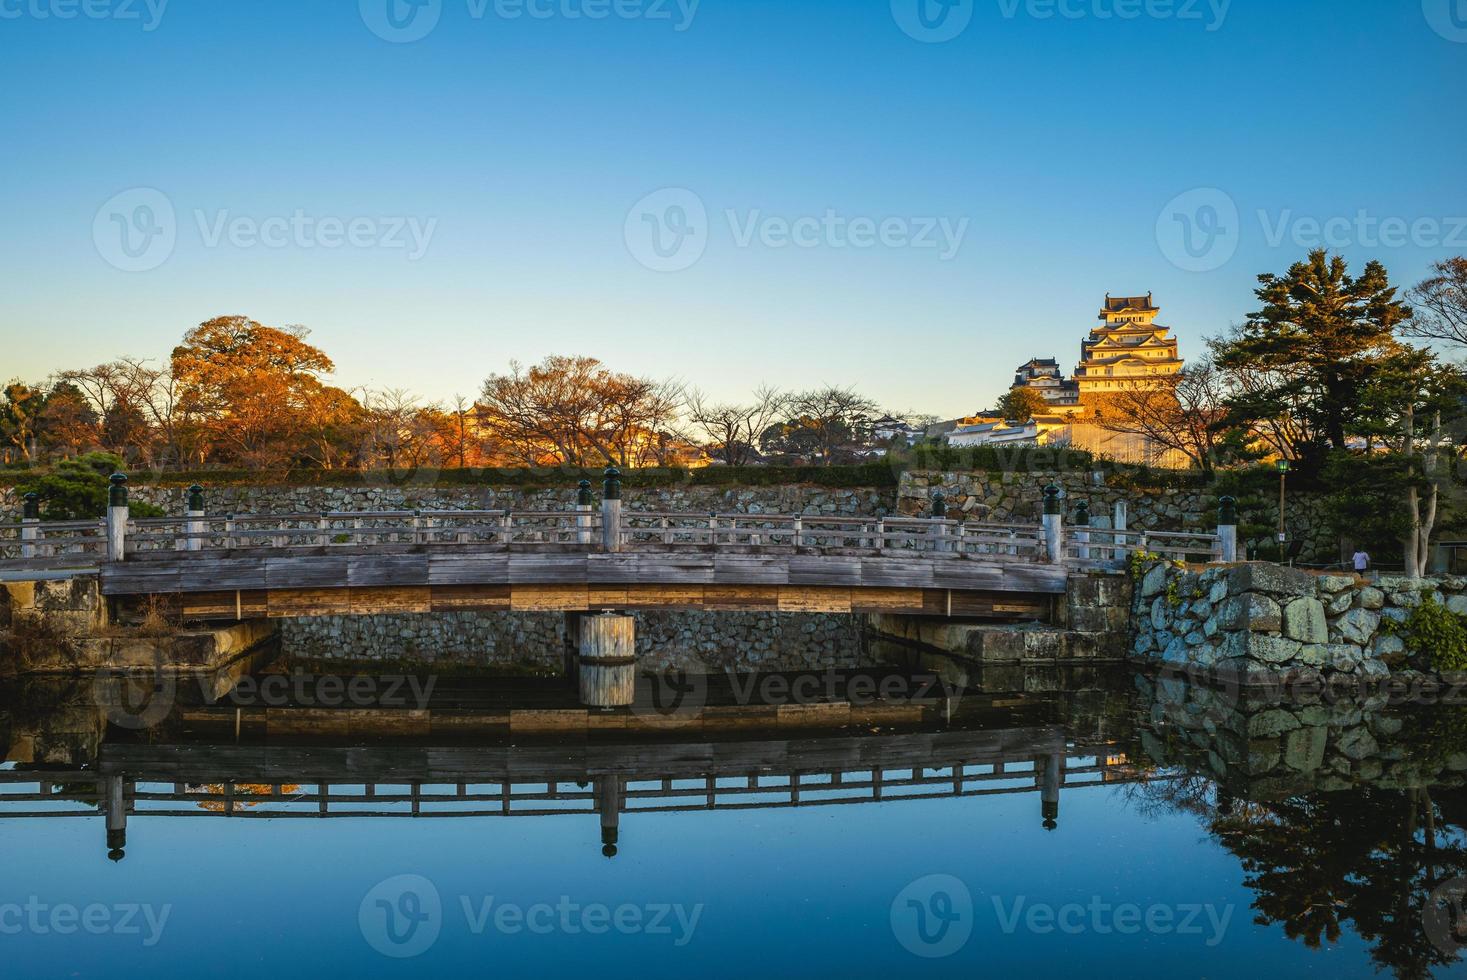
(1353, 548), (1371, 578)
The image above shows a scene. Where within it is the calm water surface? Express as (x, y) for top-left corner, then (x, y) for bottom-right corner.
(3, 665), (1466, 979)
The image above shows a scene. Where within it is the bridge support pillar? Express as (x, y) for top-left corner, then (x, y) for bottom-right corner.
(578, 612), (636, 708)
(105, 473), (128, 562)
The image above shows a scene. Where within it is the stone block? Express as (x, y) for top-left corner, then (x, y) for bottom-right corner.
(1224, 563), (1316, 598)
(1218, 593), (1282, 632)
(1283, 597), (1328, 644)
(1336, 608), (1381, 646)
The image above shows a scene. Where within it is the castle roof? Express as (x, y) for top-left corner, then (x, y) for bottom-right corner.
(1100, 293), (1158, 317)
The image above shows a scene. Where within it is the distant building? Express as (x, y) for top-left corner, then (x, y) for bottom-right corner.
(945, 415), (1070, 448)
(870, 416), (924, 445)
(1073, 293), (1183, 397)
(1011, 358), (1081, 408)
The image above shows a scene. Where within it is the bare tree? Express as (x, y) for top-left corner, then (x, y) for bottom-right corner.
(1403, 256), (1467, 349)
(685, 385), (787, 465)
(783, 385), (881, 465)
(1090, 359), (1232, 472)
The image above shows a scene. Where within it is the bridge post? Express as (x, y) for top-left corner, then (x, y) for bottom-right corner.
(576, 480), (594, 545)
(1073, 500), (1090, 562)
(21, 492), (39, 559)
(106, 473), (128, 562)
(186, 485), (205, 553)
(578, 612), (636, 708)
(1112, 500), (1128, 562)
(1038, 753), (1063, 830)
(932, 492), (948, 554)
(601, 467), (622, 553)
(1217, 495), (1239, 563)
(1041, 484), (1064, 564)
(106, 774), (129, 861)
(595, 775), (623, 858)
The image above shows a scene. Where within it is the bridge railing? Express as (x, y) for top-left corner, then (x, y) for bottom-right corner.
(0, 518), (108, 562)
(1066, 527), (1223, 567)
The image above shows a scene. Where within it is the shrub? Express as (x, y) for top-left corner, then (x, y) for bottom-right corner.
(1395, 593), (1467, 672)
(14, 453), (165, 520)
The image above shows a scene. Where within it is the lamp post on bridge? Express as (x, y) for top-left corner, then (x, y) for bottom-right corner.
(577, 480), (594, 546)
(1042, 484), (1064, 564)
(186, 485), (205, 553)
(1276, 458), (1290, 559)
(106, 473), (128, 562)
(602, 467), (622, 553)
(21, 492), (39, 559)
(1217, 495), (1238, 564)
(1073, 500), (1090, 562)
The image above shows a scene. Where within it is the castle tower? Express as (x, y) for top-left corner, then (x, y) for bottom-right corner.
(1073, 293), (1183, 398)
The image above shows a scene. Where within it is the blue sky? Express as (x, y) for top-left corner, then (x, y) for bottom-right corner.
(1, 0), (1464, 418)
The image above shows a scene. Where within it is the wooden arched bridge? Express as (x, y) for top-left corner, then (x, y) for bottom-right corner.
(1, 481), (1222, 623)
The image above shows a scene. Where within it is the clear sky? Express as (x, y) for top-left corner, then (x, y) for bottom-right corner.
(1, 0), (1463, 418)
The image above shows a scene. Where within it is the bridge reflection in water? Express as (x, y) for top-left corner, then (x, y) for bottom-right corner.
(0, 667), (1148, 862)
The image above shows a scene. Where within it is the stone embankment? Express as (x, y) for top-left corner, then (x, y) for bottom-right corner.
(1131, 560), (1467, 680)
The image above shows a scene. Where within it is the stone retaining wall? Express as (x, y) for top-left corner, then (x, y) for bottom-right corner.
(279, 611), (864, 673)
(899, 471), (1333, 564)
(1131, 561), (1465, 679)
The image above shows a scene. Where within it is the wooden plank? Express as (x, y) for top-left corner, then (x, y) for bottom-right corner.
(711, 554), (790, 586)
(703, 585), (782, 610)
(510, 585), (589, 611)
(179, 590), (268, 620)
(347, 554), (430, 588)
(619, 585), (706, 610)
(264, 555), (350, 590)
(848, 587), (927, 613)
(427, 553), (509, 586)
(788, 555), (862, 588)
(351, 586), (431, 615)
(267, 588), (352, 618)
(778, 587), (852, 613)
(508, 554), (590, 585)
(430, 584), (511, 612)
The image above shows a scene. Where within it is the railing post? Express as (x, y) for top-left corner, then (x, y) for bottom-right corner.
(601, 467), (622, 553)
(1112, 500), (1128, 562)
(186, 485), (205, 552)
(793, 515), (803, 549)
(576, 480), (594, 546)
(106, 473), (128, 562)
(21, 492), (39, 559)
(318, 512), (330, 547)
(932, 492), (948, 554)
(500, 510), (514, 546)
(225, 514), (237, 550)
(1041, 484), (1064, 565)
(1073, 500), (1090, 562)
(412, 510), (424, 545)
(1217, 495), (1238, 563)
(708, 512), (718, 546)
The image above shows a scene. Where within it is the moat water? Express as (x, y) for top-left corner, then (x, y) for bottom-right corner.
(3, 655), (1467, 979)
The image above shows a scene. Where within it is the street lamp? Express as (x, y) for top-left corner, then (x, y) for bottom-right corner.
(1276, 459), (1290, 553)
